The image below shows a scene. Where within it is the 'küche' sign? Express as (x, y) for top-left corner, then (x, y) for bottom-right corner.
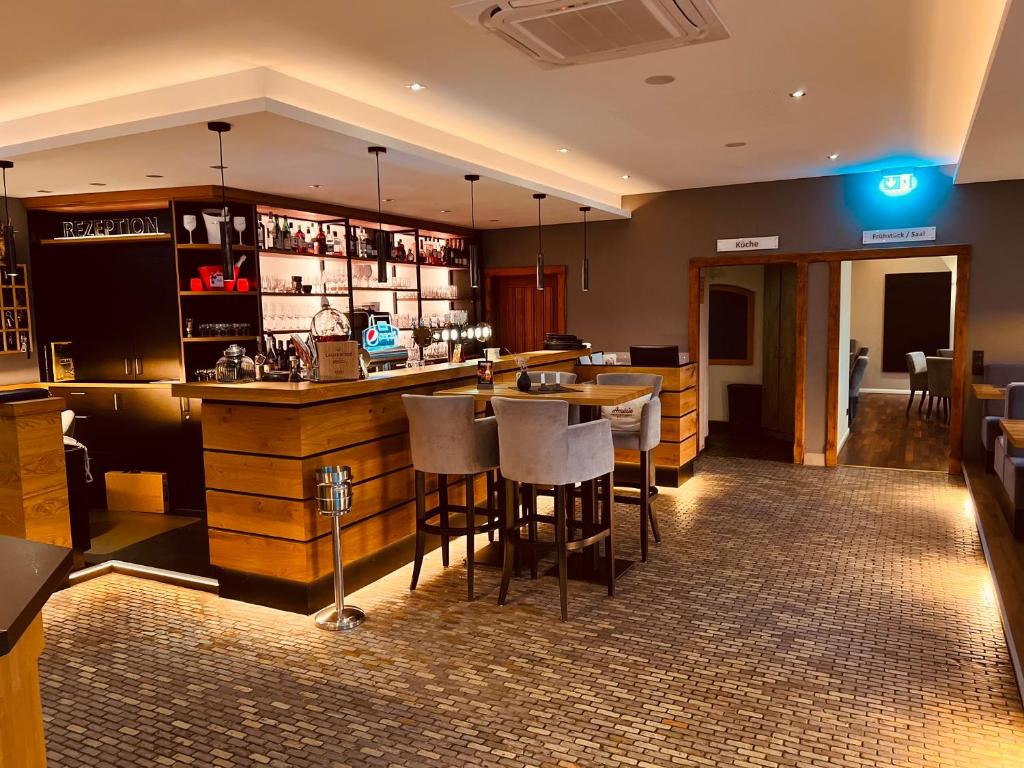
(61, 216), (162, 239)
(862, 227), (936, 245)
(716, 236), (779, 252)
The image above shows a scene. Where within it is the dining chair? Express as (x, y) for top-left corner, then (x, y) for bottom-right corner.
(926, 356), (953, 421)
(849, 356), (868, 423)
(905, 352), (928, 415)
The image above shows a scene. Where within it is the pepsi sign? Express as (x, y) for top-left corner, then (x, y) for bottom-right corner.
(362, 321), (400, 350)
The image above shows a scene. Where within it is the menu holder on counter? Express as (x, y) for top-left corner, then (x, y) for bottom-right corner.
(313, 340), (361, 381)
(477, 360), (494, 389)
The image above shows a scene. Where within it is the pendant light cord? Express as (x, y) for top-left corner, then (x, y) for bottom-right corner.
(537, 196), (542, 252)
(2, 166), (9, 228)
(218, 133), (227, 214)
(375, 152), (383, 241)
(470, 179), (476, 230)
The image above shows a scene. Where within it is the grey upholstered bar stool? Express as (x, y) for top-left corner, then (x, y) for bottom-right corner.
(905, 352), (929, 415)
(491, 397), (615, 621)
(402, 394), (501, 601)
(596, 372), (663, 562)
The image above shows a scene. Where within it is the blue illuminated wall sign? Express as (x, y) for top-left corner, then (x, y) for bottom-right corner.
(362, 321), (400, 350)
(879, 171), (917, 197)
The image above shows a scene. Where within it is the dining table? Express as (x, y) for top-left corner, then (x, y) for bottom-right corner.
(1000, 419), (1024, 449)
(973, 383), (1006, 401)
(434, 380), (654, 584)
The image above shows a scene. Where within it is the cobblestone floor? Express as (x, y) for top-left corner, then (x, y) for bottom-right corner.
(39, 457), (1024, 767)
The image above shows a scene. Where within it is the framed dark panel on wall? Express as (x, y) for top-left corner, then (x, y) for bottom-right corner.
(882, 272), (952, 372)
(708, 284), (754, 365)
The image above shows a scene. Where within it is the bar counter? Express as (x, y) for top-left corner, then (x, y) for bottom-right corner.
(171, 349), (578, 612)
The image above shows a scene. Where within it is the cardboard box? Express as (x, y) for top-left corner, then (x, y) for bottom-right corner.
(315, 340), (361, 381)
(105, 471), (169, 514)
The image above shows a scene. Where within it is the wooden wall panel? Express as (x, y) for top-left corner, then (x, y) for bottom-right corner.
(0, 615), (47, 768)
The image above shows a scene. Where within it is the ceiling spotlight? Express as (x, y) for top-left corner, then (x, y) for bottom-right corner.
(36, 189), (53, 193)
(489, 218), (501, 222)
(620, 174), (631, 180)
(724, 141), (747, 148)
(644, 75), (676, 85)
(145, 174), (164, 179)
(209, 165), (227, 170)
(308, 184), (322, 189)
(557, 147), (570, 153)
(89, 182), (107, 186)
(406, 82), (426, 91)
(789, 89), (807, 99)
(440, 209), (452, 214)
(828, 153), (839, 161)
(382, 198), (394, 203)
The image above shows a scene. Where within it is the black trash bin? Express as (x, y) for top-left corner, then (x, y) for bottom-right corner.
(64, 443), (91, 551)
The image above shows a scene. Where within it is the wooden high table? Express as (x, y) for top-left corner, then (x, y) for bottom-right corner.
(973, 383), (1006, 401)
(171, 349), (580, 612)
(0, 535), (72, 768)
(1000, 419), (1024, 449)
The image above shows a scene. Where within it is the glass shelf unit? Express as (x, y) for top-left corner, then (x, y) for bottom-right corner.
(256, 206), (478, 363)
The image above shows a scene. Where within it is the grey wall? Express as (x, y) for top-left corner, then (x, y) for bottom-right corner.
(482, 165), (1024, 458)
(0, 197), (38, 385)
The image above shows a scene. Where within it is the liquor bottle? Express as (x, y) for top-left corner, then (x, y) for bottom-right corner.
(294, 223), (304, 253)
(257, 217), (266, 249)
(324, 226), (334, 255)
(315, 224), (327, 256)
(282, 219), (293, 251)
(274, 217), (283, 250)
(397, 240), (406, 261)
(334, 227), (344, 255)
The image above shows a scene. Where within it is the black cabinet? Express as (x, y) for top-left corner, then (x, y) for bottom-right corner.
(32, 241), (180, 382)
(54, 385), (205, 513)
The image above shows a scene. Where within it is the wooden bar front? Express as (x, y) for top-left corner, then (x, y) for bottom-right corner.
(172, 349), (579, 612)
(575, 361), (699, 486)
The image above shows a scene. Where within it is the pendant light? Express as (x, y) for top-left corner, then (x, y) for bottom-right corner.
(207, 121), (233, 278)
(0, 160), (17, 280)
(580, 206), (591, 292)
(533, 193), (546, 291)
(465, 174), (480, 289)
(368, 146), (388, 284)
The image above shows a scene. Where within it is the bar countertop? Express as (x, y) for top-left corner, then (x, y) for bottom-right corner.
(171, 349), (580, 405)
(0, 535), (72, 656)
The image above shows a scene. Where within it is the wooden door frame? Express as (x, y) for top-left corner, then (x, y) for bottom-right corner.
(817, 244), (971, 474)
(689, 255), (808, 464)
(689, 243), (971, 473)
(483, 265), (568, 335)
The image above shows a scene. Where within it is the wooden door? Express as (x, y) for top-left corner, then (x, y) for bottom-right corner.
(762, 263), (796, 440)
(484, 267), (566, 353)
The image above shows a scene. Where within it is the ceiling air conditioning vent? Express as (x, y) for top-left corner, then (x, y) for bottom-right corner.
(454, 0), (729, 67)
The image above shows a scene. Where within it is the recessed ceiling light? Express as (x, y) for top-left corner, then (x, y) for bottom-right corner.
(489, 218), (501, 222)
(209, 165), (227, 170)
(406, 82), (426, 91)
(89, 182), (107, 186)
(145, 174), (163, 178)
(789, 89), (807, 99)
(828, 153), (839, 161)
(440, 209), (452, 214)
(557, 147), (570, 153)
(620, 174), (631, 180)
(308, 184), (322, 189)
(382, 198), (394, 203)
(36, 189), (53, 193)
(724, 141), (747, 148)
(644, 75), (675, 86)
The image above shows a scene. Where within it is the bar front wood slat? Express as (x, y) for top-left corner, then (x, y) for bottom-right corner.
(1001, 419), (1024, 449)
(0, 614), (46, 766)
(171, 348), (581, 612)
(434, 382), (652, 406)
(974, 383), (1006, 401)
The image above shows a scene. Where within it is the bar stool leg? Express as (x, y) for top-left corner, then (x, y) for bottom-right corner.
(555, 485), (569, 621)
(646, 454), (662, 544)
(526, 484), (539, 580)
(604, 471), (615, 597)
(486, 471), (496, 543)
(410, 470), (427, 591)
(465, 473), (476, 601)
(439, 474), (450, 567)
(498, 478), (517, 606)
(639, 451), (650, 562)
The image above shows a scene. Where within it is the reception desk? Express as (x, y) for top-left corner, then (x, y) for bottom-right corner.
(575, 360), (698, 486)
(172, 349), (579, 612)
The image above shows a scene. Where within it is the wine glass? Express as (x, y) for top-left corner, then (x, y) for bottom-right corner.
(233, 217), (246, 245)
(183, 215), (197, 245)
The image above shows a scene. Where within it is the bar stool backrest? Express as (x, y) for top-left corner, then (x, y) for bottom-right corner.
(402, 394), (498, 476)
(527, 371), (578, 384)
(594, 372), (663, 399)
(492, 397), (571, 485)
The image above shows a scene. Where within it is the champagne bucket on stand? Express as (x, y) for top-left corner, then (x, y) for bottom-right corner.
(313, 465), (365, 631)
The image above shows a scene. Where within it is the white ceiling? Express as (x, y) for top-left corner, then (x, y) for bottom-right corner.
(0, 0), (1014, 224)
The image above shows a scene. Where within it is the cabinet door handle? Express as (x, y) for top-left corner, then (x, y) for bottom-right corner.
(113, 392), (119, 411)
(135, 357), (143, 376)
(124, 358), (131, 376)
(69, 392), (88, 396)
(74, 415), (89, 420)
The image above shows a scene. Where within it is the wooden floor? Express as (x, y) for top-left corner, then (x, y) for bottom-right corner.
(839, 393), (950, 471)
(703, 421), (793, 462)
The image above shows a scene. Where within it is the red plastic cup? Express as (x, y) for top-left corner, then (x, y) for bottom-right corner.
(224, 279), (236, 292)
(189, 277), (203, 291)
(236, 278), (250, 292)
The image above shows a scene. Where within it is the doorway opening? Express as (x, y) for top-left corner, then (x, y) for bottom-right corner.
(834, 255), (957, 472)
(699, 264), (797, 462)
(484, 266), (567, 353)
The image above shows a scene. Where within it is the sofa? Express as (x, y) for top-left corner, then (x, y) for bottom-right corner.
(981, 363), (1024, 470)
(996, 383), (1024, 536)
